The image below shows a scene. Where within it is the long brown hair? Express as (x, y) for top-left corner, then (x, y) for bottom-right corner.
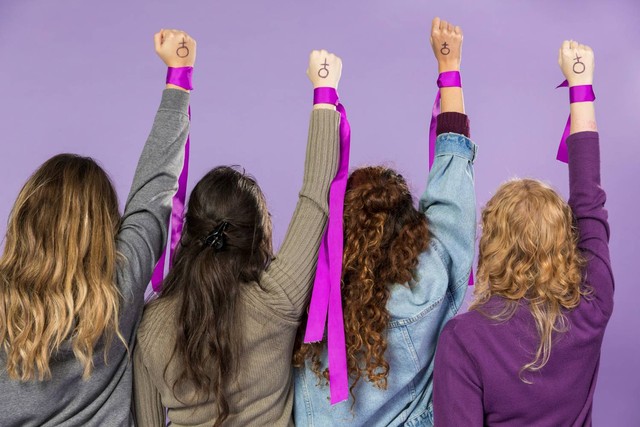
(156, 166), (272, 426)
(471, 179), (587, 381)
(294, 166), (429, 398)
(0, 154), (124, 381)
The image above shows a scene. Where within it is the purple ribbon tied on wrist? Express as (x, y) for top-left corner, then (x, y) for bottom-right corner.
(429, 71), (474, 286)
(429, 71), (462, 168)
(556, 80), (596, 163)
(150, 67), (194, 292)
(303, 87), (351, 405)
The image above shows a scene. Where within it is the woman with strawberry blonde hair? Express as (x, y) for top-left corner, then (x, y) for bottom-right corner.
(434, 40), (613, 426)
(0, 29), (195, 426)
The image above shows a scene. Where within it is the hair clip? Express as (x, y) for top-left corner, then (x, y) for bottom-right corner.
(202, 221), (229, 251)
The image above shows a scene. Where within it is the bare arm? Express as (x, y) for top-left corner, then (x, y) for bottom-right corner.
(559, 40), (597, 133)
(431, 17), (465, 114)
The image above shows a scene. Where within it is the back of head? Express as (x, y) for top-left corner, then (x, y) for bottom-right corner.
(158, 166), (272, 425)
(472, 178), (586, 378)
(295, 166), (429, 395)
(0, 154), (122, 381)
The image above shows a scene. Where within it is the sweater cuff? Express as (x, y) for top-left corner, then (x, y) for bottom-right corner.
(437, 112), (470, 138)
(159, 88), (190, 116)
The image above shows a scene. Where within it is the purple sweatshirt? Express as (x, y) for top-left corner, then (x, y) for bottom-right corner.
(433, 131), (613, 426)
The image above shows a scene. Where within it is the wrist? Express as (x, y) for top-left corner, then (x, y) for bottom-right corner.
(438, 62), (460, 73)
(166, 84), (190, 93)
(313, 104), (337, 110)
(166, 67), (194, 91)
(313, 83), (338, 89)
(567, 79), (593, 88)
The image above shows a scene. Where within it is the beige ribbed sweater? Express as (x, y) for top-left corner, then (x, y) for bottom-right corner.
(133, 109), (340, 427)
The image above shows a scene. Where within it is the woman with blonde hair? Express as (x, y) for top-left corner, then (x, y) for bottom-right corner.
(433, 40), (613, 426)
(294, 18), (477, 426)
(0, 29), (195, 426)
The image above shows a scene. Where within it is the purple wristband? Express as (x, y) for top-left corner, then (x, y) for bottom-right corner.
(166, 67), (194, 90)
(569, 84), (596, 103)
(555, 80), (596, 163)
(313, 87), (339, 105)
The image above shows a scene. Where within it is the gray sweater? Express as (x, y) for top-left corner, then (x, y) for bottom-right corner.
(0, 89), (190, 426)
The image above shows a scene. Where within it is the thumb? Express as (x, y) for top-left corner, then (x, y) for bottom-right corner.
(154, 30), (163, 52)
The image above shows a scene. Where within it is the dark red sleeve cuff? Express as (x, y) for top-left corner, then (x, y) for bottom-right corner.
(437, 112), (470, 138)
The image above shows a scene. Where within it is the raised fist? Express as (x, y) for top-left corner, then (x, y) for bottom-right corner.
(307, 50), (342, 89)
(154, 29), (197, 68)
(559, 40), (594, 87)
(430, 17), (463, 72)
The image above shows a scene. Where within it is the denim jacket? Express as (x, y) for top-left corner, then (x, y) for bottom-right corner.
(294, 132), (477, 427)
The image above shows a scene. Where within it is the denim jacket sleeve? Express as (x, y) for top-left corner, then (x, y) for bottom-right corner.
(418, 132), (477, 305)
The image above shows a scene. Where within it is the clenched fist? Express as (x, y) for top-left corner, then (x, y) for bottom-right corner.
(154, 29), (197, 68)
(430, 17), (463, 73)
(559, 40), (593, 87)
(307, 50), (342, 89)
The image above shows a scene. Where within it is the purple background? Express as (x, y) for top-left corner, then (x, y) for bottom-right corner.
(0, 0), (638, 424)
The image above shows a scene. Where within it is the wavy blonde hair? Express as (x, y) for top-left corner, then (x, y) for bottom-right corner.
(0, 154), (124, 381)
(471, 179), (587, 381)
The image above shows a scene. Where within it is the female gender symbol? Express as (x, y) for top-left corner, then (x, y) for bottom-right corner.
(318, 59), (330, 78)
(573, 53), (585, 74)
(176, 38), (190, 58)
(440, 42), (450, 55)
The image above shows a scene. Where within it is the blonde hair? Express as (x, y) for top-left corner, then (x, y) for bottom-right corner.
(471, 179), (587, 381)
(0, 154), (125, 381)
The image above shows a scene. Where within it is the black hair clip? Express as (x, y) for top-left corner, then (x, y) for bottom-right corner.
(202, 221), (229, 251)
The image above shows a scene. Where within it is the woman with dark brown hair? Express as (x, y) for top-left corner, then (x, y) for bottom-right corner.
(293, 18), (477, 427)
(0, 29), (194, 426)
(132, 50), (342, 426)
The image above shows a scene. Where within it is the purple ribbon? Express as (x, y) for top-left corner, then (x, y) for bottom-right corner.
(428, 71), (474, 286)
(150, 67), (193, 292)
(555, 80), (596, 163)
(429, 71), (461, 168)
(303, 87), (351, 404)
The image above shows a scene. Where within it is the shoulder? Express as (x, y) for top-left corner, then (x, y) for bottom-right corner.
(137, 297), (180, 357)
(439, 309), (492, 351)
(442, 311), (478, 338)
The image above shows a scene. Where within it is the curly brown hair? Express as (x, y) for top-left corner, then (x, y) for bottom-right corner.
(294, 166), (429, 398)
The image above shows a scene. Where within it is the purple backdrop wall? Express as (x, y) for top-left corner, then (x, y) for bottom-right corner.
(1, 0), (638, 424)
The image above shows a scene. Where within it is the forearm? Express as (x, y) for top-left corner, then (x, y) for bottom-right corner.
(116, 89), (190, 298)
(570, 101), (597, 134)
(260, 109), (340, 318)
(440, 86), (465, 114)
(567, 133), (614, 313)
(420, 133), (477, 283)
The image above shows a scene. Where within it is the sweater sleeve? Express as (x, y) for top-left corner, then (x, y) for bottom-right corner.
(133, 343), (166, 427)
(419, 133), (477, 298)
(115, 89), (190, 305)
(433, 320), (484, 426)
(567, 131), (614, 319)
(437, 112), (470, 138)
(254, 109), (340, 321)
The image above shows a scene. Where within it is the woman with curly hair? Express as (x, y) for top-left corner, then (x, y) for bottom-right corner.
(293, 18), (477, 426)
(433, 41), (612, 426)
